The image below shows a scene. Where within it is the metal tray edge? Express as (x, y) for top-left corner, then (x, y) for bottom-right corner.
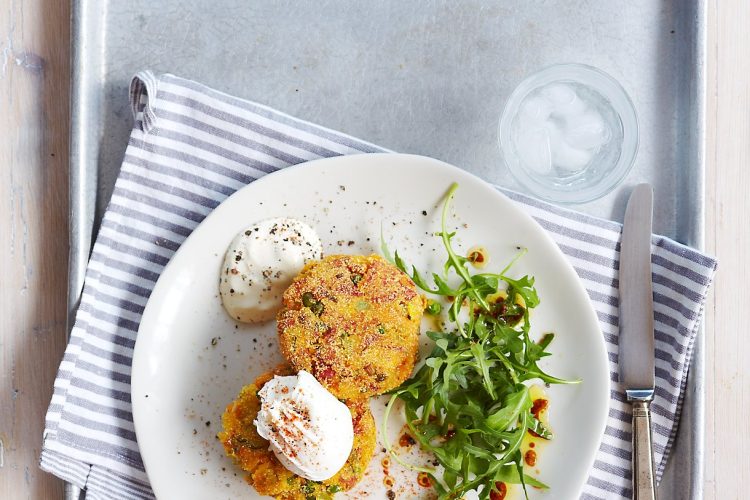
(65, 0), (102, 498)
(63, 1), (709, 499)
(684, 0), (707, 498)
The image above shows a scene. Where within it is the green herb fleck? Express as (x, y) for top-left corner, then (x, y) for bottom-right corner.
(302, 292), (324, 316)
(302, 292), (315, 307)
(425, 300), (442, 315)
(356, 300), (369, 311)
(302, 481), (316, 495)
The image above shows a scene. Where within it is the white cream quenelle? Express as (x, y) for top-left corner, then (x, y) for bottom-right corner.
(254, 370), (354, 481)
(220, 218), (322, 323)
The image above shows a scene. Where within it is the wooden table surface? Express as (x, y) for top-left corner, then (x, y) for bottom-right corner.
(0, 1), (747, 498)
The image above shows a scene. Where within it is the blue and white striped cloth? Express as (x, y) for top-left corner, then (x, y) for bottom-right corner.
(41, 71), (717, 500)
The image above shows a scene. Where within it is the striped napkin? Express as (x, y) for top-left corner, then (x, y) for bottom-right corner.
(41, 71), (717, 500)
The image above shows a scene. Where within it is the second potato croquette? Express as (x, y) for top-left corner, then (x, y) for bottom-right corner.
(218, 365), (376, 499)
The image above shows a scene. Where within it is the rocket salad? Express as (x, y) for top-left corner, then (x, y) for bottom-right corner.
(382, 183), (578, 500)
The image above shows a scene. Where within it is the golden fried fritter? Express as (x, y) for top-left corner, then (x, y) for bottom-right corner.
(277, 254), (424, 400)
(218, 365), (376, 499)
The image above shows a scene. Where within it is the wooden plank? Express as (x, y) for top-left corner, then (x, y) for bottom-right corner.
(0, 0), (70, 497)
(704, 0), (750, 498)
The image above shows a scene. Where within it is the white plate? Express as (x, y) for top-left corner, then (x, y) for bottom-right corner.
(132, 153), (609, 499)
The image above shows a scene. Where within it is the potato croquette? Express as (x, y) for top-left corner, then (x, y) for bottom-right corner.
(277, 254), (425, 399)
(218, 365), (376, 499)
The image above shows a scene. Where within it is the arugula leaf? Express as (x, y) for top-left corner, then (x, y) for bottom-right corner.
(380, 223), (395, 264)
(528, 415), (554, 440)
(486, 386), (531, 430)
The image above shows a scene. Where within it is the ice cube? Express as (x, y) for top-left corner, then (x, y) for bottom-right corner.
(564, 110), (611, 150)
(512, 125), (553, 175)
(517, 95), (552, 129)
(542, 83), (576, 105)
(543, 83), (587, 115)
(546, 122), (592, 172)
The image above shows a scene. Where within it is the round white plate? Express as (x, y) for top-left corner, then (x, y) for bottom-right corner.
(132, 153), (609, 499)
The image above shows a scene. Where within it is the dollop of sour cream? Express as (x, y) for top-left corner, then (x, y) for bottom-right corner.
(220, 218), (322, 323)
(254, 370), (354, 481)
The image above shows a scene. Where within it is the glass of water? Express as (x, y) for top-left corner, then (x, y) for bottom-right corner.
(498, 63), (638, 204)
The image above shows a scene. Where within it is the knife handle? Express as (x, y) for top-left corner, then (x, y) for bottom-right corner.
(631, 400), (657, 500)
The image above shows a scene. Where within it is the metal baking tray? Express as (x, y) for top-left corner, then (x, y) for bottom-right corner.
(68, 1), (706, 498)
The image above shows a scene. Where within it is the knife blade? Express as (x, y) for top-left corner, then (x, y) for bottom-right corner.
(618, 183), (657, 500)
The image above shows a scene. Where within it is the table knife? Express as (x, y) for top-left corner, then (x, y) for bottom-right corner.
(619, 183), (657, 500)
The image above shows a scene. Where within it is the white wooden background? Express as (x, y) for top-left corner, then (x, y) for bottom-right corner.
(1, 0), (69, 498)
(0, 0), (747, 498)
(704, 0), (750, 497)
